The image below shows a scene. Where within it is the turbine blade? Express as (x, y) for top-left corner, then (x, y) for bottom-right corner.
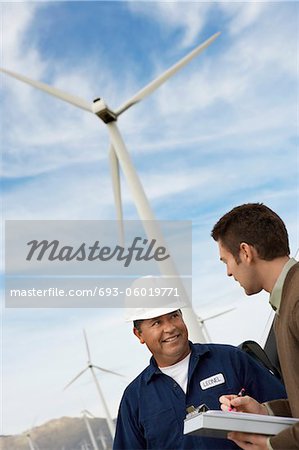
(198, 306), (237, 323)
(93, 364), (124, 377)
(83, 329), (92, 363)
(115, 31), (220, 116)
(109, 145), (125, 246)
(82, 409), (95, 418)
(0, 67), (93, 113)
(63, 367), (89, 390)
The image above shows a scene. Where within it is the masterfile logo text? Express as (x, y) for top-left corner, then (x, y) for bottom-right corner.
(26, 237), (170, 267)
(5, 220), (192, 308)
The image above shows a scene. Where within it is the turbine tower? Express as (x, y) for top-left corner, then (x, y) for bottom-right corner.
(1, 32), (220, 342)
(64, 330), (123, 439)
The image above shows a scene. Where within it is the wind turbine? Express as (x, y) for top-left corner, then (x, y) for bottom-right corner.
(25, 431), (37, 450)
(1, 32), (220, 342)
(97, 432), (108, 450)
(81, 410), (100, 450)
(64, 330), (123, 439)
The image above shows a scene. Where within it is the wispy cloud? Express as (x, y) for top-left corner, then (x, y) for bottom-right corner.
(219, 2), (268, 36)
(127, 2), (212, 48)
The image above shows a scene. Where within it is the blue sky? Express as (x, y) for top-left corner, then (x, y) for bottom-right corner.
(1, 1), (298, 437)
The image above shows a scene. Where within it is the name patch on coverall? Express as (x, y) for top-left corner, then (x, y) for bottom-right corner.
(200, 373), (225, 390)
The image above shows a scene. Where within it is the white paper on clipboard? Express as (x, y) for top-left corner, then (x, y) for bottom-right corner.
(183, 410), (298, 439)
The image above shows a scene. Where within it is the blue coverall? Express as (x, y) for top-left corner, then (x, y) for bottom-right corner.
(113, 342), (286, 450)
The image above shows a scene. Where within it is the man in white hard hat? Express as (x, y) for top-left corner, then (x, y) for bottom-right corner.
(113, 278), (286, 450)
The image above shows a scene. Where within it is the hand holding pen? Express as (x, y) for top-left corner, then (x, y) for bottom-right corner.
(228, 388), (245, 411)
(219, 389), (269, 415)
(219, 389), (268, 415)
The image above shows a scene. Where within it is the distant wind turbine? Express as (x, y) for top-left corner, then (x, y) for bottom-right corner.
(64, 330), (123, 439)
(25, 432), (37, 450)
(81, 410), (100, 450)
(97, 432), (107, 450)
(0, 32), (220, 342)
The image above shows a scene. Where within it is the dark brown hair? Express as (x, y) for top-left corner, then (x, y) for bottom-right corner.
(211, 203), (290, 261)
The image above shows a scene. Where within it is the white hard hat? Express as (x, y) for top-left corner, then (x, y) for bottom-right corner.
(124, 276), (187, 322)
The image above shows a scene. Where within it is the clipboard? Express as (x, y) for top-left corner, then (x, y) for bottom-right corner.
(183, 410), (298, 439)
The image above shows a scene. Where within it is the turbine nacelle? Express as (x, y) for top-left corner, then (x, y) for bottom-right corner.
(92, 98), (117, 123)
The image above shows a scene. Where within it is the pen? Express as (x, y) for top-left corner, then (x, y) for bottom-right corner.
(228, 387), (245, 411)
(237, 387), (245, 397)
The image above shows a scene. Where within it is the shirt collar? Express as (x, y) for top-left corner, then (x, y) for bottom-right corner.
(269, 258), (298, 313)
(145, 341), (210, 384)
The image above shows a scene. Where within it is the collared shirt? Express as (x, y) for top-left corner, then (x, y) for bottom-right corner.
(113, 342), (286, 450)
(269, 258), (298, 313)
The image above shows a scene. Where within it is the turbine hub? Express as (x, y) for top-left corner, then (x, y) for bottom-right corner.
(92, 98), (117, 123)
